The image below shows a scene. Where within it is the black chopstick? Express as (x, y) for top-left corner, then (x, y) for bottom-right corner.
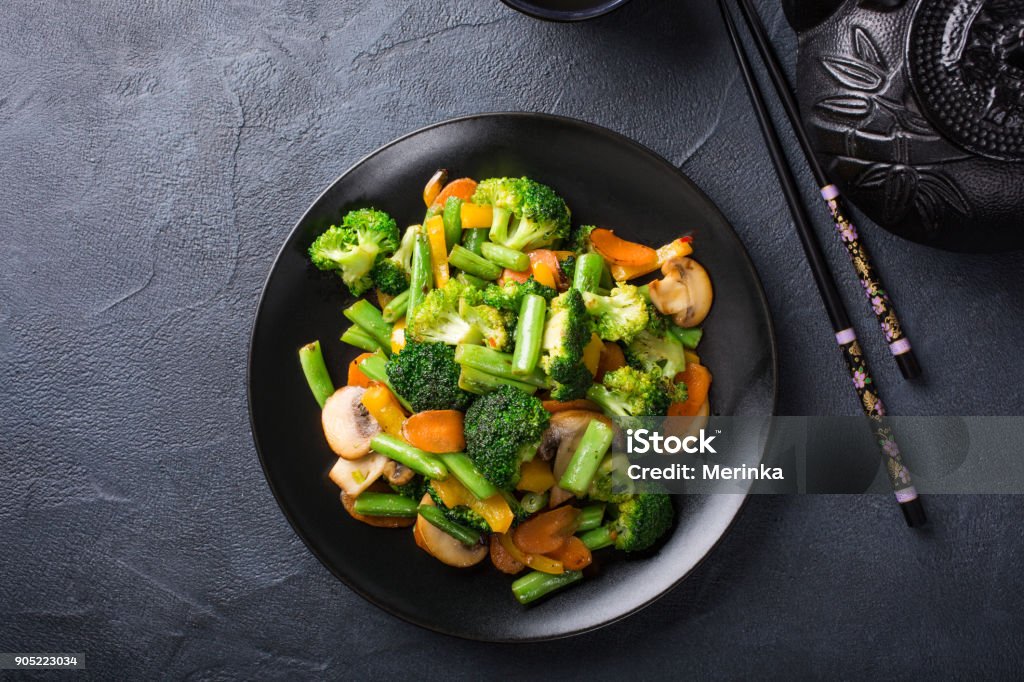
(734, 0), (920, 381)
(717, 0), (925, 527)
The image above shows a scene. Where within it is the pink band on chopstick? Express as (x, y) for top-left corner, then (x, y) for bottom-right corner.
(820, 184), (840, 200)
(889, 338), (912, 356)
(835, 328), (856, 345)
(895, 487), (918, 503)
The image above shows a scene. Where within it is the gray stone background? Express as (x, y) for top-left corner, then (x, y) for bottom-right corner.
(2, 0), (1022, 678)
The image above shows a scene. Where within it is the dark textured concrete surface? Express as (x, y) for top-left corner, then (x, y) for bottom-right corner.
(2, 0), (1022, 678)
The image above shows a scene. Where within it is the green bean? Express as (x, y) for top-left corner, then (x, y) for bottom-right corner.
(458, 366), (539, 395)
(511, 570), (583, 605)
(417, 504), (482, 546)
(520, 491), (549, 514)
(370, 433), (448, 480)
(448, 245), (502, 281)
(576, 504), (606, 532)
(512, 293), (546, 375)
(669, 325), (703, 350)
(407, 231), (433, 317)
(461, 227), (488, 256)
(579, 525), (615, 551)
(454, 344), (548, 388)
(572, 252), (605, 293)
(558, 420), (614, 496)
(341, 325), (382, 353)
(298, 340), (335, 408)
(343, 300), (392, 354)
(481, 242), (530, 272)
(442, 197), (463, 253)
(382, 289), (410, 323)
(457, 272), (488, 289)
(352, 493), (419, 518)
(438, 453), (498, 500)
(358, 354), (413, 412)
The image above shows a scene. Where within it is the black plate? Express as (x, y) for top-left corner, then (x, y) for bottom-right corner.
(500, 0), (632, 22)
(248, 113), (777, 641)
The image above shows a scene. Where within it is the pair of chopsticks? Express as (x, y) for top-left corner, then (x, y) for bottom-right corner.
(718, 0), (926, 527)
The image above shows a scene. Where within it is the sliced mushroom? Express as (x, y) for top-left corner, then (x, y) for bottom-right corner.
(322, 386), (381, 460)
(340, 489), (415, 528)
(413, 494), (488, 568)
(384, 460), (415, 486)
(648, 257), (713, 328)
(328, 452), (388, 496)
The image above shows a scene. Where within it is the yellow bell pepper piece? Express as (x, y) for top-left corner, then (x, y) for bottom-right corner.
(390, 319), (407, 354)
(498, 533), (564, 575)
(657, 238), (694, 263)
(684, 350), (701, 365)
(460, 203), (493, 229)
(425, 215), (449, 287)
(360, 383), (406, 437)
(531, 260), (557, 289)
(582, 332), (603, 376)
(431, 476), (514, 534)
(516, 458), (556, 494)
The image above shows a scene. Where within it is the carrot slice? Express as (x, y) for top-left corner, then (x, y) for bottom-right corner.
(433, 177), (477, 208)
(596, 342), (626, 382)
(490, 534), (525, 574)
(499, 267), (531, 286)
(402, 410), (465, 454)
(669, 363), (713, 417)
(512, 506), (581, 555)
(609, 237), (696, 281)
(347, 353), (374, 388)
(589, 228), (658, 267)
(542, 399), (601, 414)
(546, 535), (592, 571)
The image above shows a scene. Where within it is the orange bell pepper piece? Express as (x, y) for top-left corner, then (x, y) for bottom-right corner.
(669, 363), (712, 417)
(347, 352), (374, 388)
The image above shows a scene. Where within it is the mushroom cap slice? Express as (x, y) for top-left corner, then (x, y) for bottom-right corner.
(322, 386), (382, 460)
(649, 256), (714, 328)
(328, 452), (388, 497)
(413, 494), (488, 568)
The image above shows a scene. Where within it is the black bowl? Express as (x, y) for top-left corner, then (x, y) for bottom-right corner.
(500, 0), (632, 22)
(248, 112), (777, 641)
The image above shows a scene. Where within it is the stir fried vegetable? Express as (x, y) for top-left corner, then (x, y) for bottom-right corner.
(298, 169), (716, 605)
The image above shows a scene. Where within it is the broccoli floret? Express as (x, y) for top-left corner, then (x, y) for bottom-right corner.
(472, 177), (571, 252)
(308, 208), (399, 296)
(548, 362), (593, 401)
(569, 224), (597, 254)
(390, 476), (427, 500)
(581, 284), (649, 343)
(588, 454), (636, 504)
(370, 224), (419, 295)
(609, 494), (674, 552)
(464, 385), (550, 489)
(385, 341), (473, 412)
(426, 483), (492, 533)
(407, 279), (511, 349)
(559, 253), (577, 283)
(586, 366), (683, 418)
(481, 277), (557, 312)
(625, 328), (686, 380)
(540, 289), (592, 400)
